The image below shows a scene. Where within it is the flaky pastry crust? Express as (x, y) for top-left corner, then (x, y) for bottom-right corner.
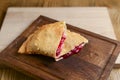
(18, 21), (67, 58)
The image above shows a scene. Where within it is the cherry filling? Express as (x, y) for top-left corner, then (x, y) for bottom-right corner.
(56, 33), (66, 56)
(59, 42), (85, 59)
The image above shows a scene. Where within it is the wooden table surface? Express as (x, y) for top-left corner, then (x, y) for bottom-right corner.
(0, 0), (120, 80)
(1, 7), (119, 80)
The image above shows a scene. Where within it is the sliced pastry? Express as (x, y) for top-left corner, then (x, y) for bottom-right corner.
(56, 30), (88, 61)
(18, 21), (88, 61)
(18, 21), (67, 59)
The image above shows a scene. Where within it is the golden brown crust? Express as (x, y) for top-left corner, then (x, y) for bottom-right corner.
(18, 21), (67, 58)
(18, 21), (88, 61)
(59, 30), (88, 57)
(18, 34), (33, 54)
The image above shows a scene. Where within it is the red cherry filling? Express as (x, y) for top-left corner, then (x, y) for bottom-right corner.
(58, 42), (85, 60)
(56, 33), (66, 56)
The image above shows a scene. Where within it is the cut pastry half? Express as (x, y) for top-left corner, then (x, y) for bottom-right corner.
(18, 21), (67, 59)
(56, 30), (88, 61)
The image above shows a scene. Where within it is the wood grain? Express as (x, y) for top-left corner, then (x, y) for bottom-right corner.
(0, 15), (120, 80)
(1, 7), (119, 80)
(0, 0), (120, 80)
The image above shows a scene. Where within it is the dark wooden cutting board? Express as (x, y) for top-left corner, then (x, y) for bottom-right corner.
(0, 15), (120, 80)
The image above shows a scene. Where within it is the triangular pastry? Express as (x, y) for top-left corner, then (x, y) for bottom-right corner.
(18, 21), (67, 59)
(56, 30), (88, 61)
(18, 21), (88, 61)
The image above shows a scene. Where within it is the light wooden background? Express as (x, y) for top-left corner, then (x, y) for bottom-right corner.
(0, 0), (120, 80)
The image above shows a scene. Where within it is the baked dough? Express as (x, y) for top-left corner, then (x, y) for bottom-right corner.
(56, 30), (88, 61)
(60, 30), (88, 57)
(18, 21), (67, 58)
(18, 21), (88, 61)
